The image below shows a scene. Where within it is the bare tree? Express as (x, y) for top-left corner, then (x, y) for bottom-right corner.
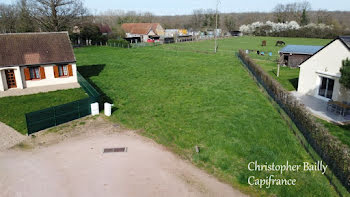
(203, 9), (216, 29)
(273, 1), (311, 24)
(223, 15), (236, 31)
(17, 0), (36, 32)
(314, 10), (332, 24)
(273, 3), (287, 23)
(191, 9), (218, 30)
(141, 12), (154, 23)
(191, 9), (205, 30)
(0, 3), (18, 33)
(30, 0), (88, 31)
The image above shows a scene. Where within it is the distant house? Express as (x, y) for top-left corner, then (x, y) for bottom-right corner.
(121, 23), (165, 43)
(298, 36), (350, 101)
(165, 29), (188, 37)
(206, 29), (222, 37)
(229, 31), (243, 37)
(72, 26), (80, 34)
(279, 45), (323, 68)
(98, 24), (112, 36)
(0, 32), (78, 92)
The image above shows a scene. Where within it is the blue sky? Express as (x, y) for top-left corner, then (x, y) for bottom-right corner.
(3, 0), (350, 15)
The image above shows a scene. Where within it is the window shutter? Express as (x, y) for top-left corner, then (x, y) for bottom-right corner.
(68, 64), (73, 76)
(24, 68), (31, 80)
(40, 67), (46, 79)
(53, 66), (59, 78)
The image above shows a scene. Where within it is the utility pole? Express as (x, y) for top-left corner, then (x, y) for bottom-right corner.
(214, 0), (220, 53)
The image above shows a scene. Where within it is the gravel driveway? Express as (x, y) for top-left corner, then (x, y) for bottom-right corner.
(0, 117), (247, 197)
(0, 122), (26, 151)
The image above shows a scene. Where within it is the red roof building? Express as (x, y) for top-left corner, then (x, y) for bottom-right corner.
(121, 23), (164, 42)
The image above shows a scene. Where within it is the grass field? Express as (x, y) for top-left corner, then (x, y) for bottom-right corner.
(161, 36), (331, 91)
(75, 37), (347, 196)
(209, 36), (350, 148)
(319, 119), (350, 148)
(0, 88), (88, 134)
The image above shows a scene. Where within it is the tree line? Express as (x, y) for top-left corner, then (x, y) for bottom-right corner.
(0, 0), (89, 33)
(1, 0), (349, 38)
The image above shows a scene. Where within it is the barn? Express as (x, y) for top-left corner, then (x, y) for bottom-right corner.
(279, 45), (323, 68)
(121, 23), (165, 43)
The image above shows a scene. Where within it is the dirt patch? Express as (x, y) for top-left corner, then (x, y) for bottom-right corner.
(0, 117), (247, 197)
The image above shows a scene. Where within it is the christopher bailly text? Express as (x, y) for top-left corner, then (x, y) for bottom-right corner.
(247, 161), (328, 188)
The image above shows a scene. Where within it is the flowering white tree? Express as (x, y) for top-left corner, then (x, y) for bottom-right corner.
(304, 23), (333, 30)
(239, 21), (331, 35)
(240, 21), (301, 34)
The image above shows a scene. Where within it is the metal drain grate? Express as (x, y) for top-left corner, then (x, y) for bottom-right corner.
(103, 147), (128, 153)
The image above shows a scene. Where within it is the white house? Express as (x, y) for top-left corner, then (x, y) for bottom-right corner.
(298, 36), (350, 102)
(0, 32), (78, 92)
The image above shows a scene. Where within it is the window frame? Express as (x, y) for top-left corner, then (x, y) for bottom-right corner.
(29, 66), (41, 80)
(58, 65), (68, 77)
(318, 76), (335, 99)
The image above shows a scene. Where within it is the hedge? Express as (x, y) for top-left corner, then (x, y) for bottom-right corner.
(238, 49), (350, 192)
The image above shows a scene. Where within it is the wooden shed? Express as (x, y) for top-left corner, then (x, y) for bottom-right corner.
(279, 45), (323, 68)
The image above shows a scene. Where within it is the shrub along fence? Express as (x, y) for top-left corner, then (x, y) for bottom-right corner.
(25, 72), (100, 135)
(237, 49), (350, 192)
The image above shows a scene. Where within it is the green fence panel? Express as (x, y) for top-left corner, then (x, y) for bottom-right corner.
(55, 101), (80, 125)
(26, 108), (56, 134)
(77, 72), (100, 98)
(26, 107), (55, 123)
(26, 72), (101, 135)
(79, 98), (92, 116)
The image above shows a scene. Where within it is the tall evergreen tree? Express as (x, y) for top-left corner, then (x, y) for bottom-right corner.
(300, 9), (309, 26)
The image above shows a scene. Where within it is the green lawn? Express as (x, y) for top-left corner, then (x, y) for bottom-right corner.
(0, 88), (88, 134)
(75, 41), (344, 196)
(319, 119), (350, 148)
(220, 37), (350, 149)
(249, 57), (300, 91)
(161, 36), (331, 91)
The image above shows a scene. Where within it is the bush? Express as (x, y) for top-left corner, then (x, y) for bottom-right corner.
(238, 50), (350, 192)
(108, 39), (130, 48)
(340, 59), (350, 89)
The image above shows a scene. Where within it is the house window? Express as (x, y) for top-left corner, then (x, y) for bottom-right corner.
(58, 65), (68, 77)
(318, 77), (334, 99)
(29, 67), (40, 79)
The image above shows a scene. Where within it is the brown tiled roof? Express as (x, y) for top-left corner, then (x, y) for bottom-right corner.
(99, 24), (112, 34)
(121, 23), (161, 35)
(0, 32), (76, 67)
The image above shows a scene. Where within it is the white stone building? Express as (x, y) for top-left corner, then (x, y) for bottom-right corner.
(298, 36), (350, 102)
(0, 32), (78, 92)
